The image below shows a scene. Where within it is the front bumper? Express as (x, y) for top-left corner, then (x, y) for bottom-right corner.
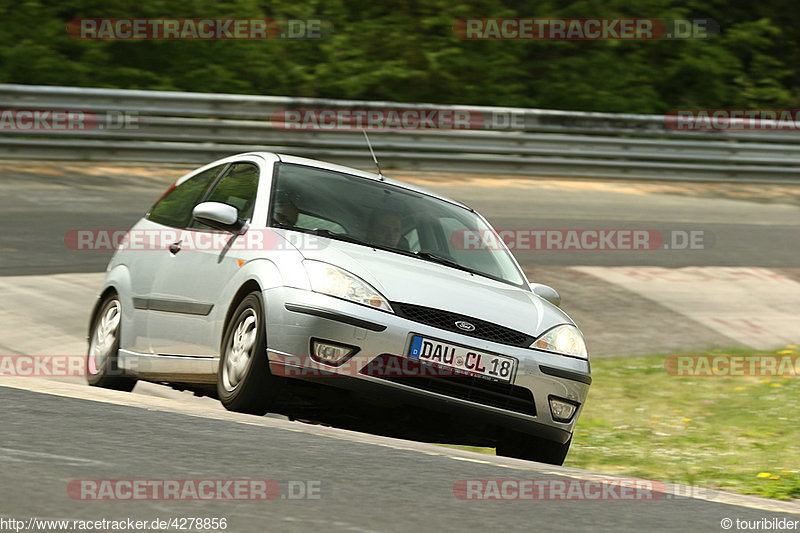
(263, 286), (591, 444)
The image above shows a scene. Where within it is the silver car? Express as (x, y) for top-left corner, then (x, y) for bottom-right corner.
(87, 152), (591, 465)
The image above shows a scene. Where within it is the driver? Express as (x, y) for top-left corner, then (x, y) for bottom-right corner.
(367, 210), (406, 249)
(272, 198), (298, 227)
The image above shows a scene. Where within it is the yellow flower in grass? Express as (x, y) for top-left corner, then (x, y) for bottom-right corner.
(760, 379), (771, 384)
(757, 472), (772, 478)
(771, 383), (782, 387)
(734, 386), (745, 391)
(777, 350), (793, 355)
(769, 475), (780, 480)
(681, 418), (692, 422)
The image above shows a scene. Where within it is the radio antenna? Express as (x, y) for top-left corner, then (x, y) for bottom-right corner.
(362, 129), (384, 180)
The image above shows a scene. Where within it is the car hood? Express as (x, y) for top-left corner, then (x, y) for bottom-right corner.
(293, 234), (574, 338)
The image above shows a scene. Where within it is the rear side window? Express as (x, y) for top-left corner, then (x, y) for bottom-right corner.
(147, 165), (223, 228)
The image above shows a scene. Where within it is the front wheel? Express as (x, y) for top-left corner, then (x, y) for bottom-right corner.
(496, 432), (572, 466)
(87, 294), (136, 391)
(217, 292), (283, 415)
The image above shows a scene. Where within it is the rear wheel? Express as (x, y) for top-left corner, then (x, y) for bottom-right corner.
(496, 432), (572, 466)
(87, 294), (136, 391)
(217, 292), (283, 414)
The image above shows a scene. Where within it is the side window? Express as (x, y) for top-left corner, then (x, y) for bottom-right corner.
(203, 163), (260, 221)
(147, 165), (223, 228)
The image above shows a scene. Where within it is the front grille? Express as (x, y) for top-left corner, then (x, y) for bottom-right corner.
(391, 302), (535, 348)
(361, 355), (536, 416)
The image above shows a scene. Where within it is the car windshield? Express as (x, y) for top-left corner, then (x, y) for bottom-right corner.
(269, 163), (527, 287)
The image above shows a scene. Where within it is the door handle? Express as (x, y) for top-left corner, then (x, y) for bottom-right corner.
(169, 241), (182, 254)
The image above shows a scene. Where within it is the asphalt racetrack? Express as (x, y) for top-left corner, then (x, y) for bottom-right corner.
(0, 161), (798, 531)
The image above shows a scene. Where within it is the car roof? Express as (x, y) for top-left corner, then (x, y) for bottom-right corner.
(240, 152), (472, 211)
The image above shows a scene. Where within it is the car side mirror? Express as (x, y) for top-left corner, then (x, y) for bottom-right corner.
(530, 283), (562, 307)
(193, 202), (244, 232)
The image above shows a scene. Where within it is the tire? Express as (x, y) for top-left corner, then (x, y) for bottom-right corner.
(496, 431), (572, 466)
(87, 294), (136, 391)
(217, 291), (283, 415)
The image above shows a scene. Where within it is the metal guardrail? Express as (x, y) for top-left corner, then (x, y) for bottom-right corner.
(1, 84), (799, 182)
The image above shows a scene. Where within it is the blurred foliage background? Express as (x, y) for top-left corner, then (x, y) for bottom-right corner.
(0, 0), (798, 112)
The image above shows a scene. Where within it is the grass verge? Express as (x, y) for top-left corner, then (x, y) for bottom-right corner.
(437, 346), (800, 500)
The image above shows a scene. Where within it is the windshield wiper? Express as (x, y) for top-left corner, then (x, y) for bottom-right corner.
(413, 251), (475, 275)
(271, 221), (295, 230)
(308, 228), (375, 247)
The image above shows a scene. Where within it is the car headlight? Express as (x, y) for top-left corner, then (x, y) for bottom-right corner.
(532, 324), (587, 359)
(303, 260), (393, 313)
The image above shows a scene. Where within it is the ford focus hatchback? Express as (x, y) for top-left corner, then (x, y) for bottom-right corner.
(87, 152), (591, 465)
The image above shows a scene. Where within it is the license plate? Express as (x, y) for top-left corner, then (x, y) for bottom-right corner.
(408, 336), (517, 383)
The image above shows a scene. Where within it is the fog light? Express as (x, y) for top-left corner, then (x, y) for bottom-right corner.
(549, 396), (579, 422)
(310, 339), (359, 366)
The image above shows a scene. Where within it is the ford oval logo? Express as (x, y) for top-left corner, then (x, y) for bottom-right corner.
(455, 321), (476, 332)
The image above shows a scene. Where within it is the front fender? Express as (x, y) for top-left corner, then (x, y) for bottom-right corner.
(208, 258), (286, 351)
